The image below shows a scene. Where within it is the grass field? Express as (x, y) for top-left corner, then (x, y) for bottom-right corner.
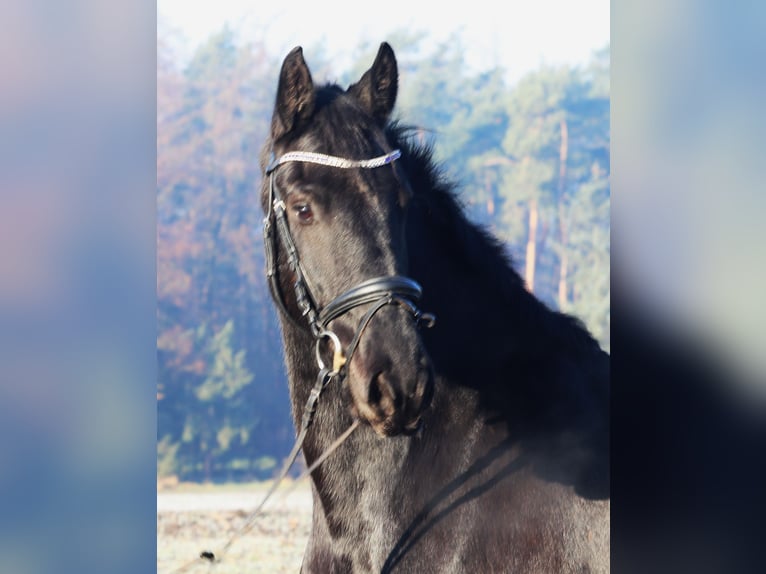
(157, 480), (312, 573)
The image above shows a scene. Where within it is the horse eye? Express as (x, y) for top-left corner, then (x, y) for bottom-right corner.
(295, 203), (314, 223)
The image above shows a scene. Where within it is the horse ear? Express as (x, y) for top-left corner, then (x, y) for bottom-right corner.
(349, 42), (398, 124)
(272, 46), (315, 140)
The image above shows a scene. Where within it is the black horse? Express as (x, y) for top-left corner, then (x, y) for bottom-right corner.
(260, 43), (609, 573)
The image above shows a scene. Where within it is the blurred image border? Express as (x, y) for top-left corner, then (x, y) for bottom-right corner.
(2, 0), (765, 571)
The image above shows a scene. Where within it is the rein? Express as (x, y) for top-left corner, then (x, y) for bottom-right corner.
(167, 412), (361, 573)
(165, 148), (434, 573)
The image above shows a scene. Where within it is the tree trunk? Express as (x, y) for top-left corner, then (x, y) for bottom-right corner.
(557, 117), (569, 310)
(525, 197), (538, 292)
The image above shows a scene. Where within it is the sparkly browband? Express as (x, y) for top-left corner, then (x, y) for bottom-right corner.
(266, 149), (401, 174)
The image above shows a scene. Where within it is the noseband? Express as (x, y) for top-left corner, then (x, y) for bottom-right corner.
(263, 148), (435, 375)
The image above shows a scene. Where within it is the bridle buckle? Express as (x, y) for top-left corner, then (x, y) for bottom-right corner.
(315, 330), (346, 375)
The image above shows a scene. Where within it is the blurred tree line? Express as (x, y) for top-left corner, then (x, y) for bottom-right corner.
(157, 27), (610, 482)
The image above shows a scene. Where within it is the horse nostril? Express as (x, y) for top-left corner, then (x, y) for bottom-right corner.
(368, 371), (401, 413)
(357, 355), (433, 436)
(368, 371), (383, 405)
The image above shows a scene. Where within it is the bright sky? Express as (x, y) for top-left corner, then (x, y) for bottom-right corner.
(158, 0), (609, 83)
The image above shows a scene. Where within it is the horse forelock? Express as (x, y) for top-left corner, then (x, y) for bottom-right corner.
(260, 83), (391, 210)
(292, 84), (392, 156)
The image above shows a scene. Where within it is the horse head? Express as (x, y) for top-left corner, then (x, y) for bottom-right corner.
(262, 43), (434, 437)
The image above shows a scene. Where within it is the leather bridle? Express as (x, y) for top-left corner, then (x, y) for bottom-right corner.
(263, 148), (435, 379)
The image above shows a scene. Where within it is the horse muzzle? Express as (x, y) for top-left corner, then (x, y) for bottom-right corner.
(344, 317), (435, 437)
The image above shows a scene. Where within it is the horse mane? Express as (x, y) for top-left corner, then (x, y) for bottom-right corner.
(385, 121), (605, 363)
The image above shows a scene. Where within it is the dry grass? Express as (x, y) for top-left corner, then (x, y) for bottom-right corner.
(157, 481), (312, 574)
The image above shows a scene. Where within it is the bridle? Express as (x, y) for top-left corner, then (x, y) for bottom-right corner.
(263, 147), (435, 379)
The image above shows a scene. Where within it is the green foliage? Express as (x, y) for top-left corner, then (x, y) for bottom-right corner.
(195, 320), (253, 401)
(157, 27), (611, 482)
(172, 321), (259, 481)
(491, 61), (610, 334)
(157, 435), (180, 478)
(565, 167), (611, 349)
(157, 27), (292, 483)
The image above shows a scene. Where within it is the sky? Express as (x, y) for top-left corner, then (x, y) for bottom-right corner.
(158, 0), (609, 83)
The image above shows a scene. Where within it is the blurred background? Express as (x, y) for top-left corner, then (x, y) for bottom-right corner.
(4, 0), (765, 571)
(156, 0), (611, 484)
